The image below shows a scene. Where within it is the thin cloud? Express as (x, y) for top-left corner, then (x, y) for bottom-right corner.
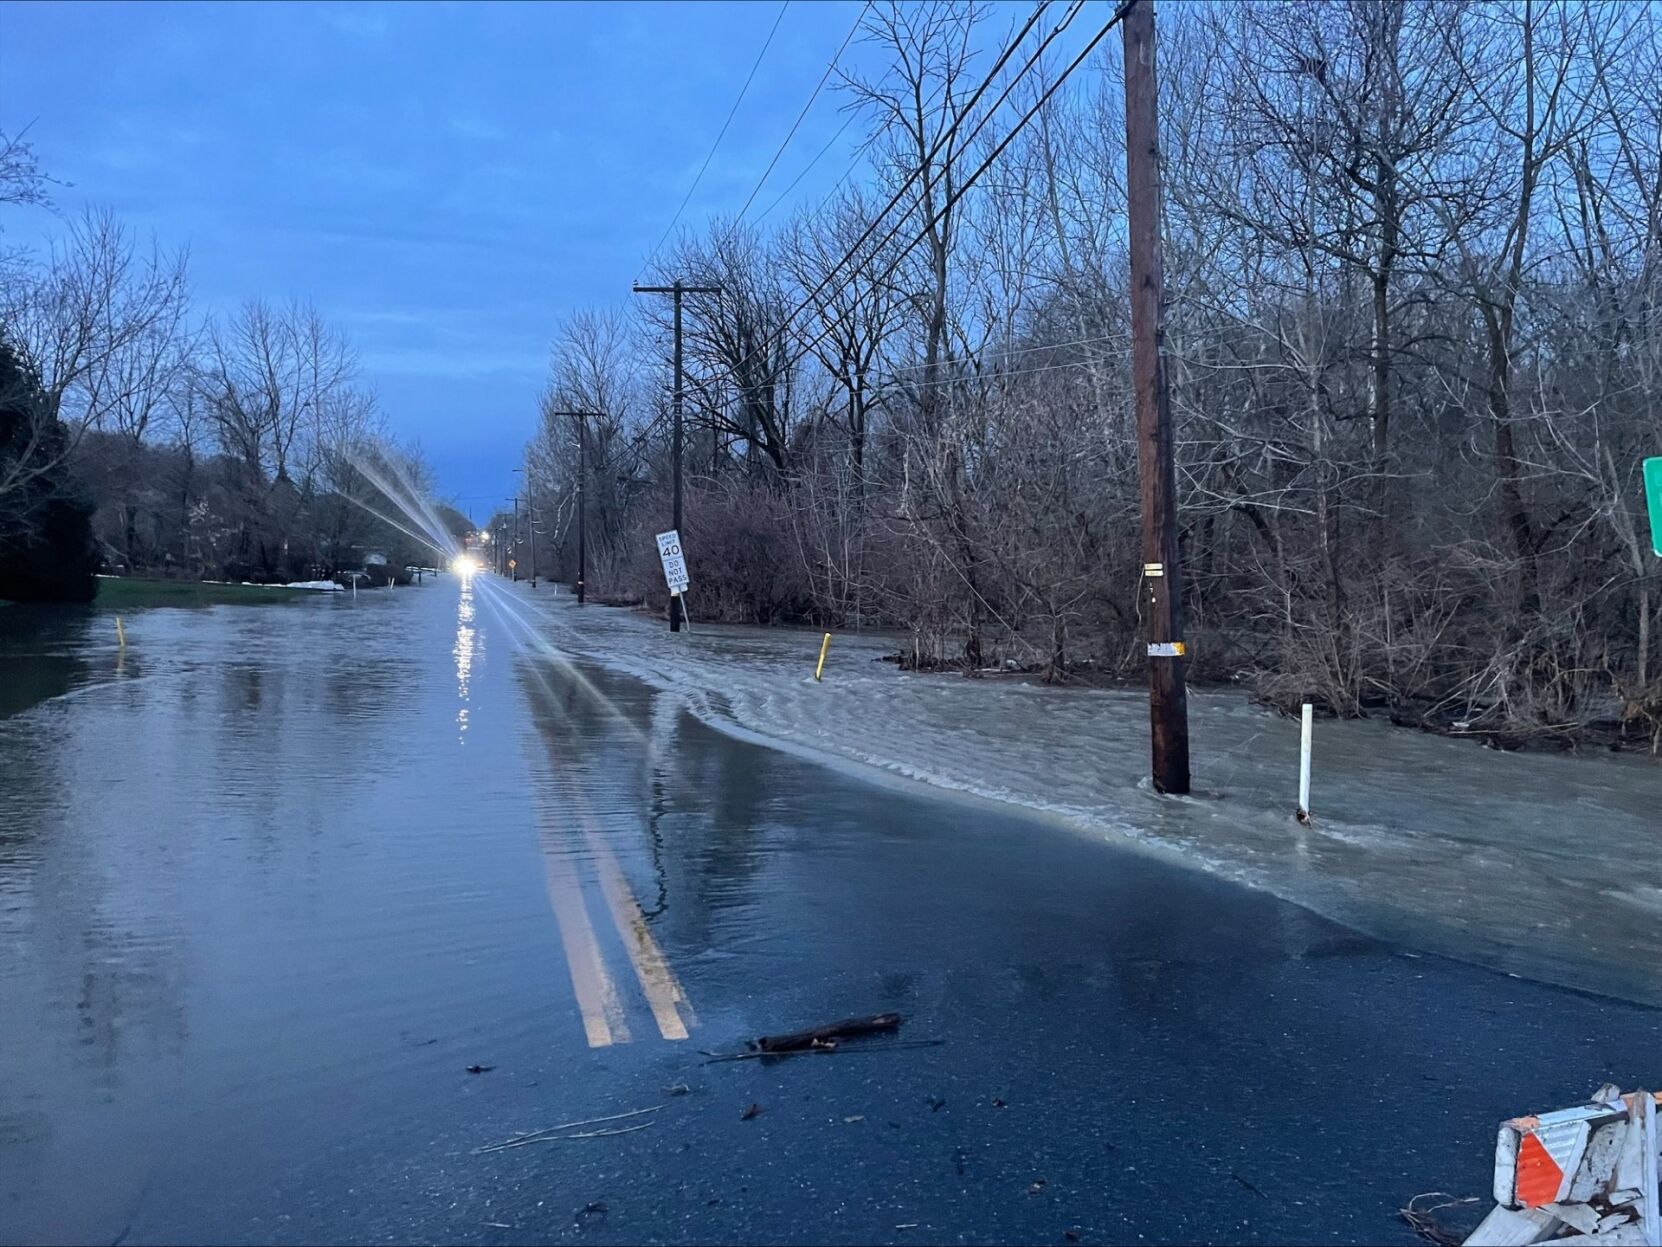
(316, 5), (389, 39)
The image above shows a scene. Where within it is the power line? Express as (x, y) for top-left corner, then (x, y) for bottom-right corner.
(750, 111), (860, 226)
(694, 0), (1063, 395)
(781, 0), (1112, 377)
(613, 325), (1189, 451)
(884, 327), (1135, 374)
(625, 2), (1124, 458)
(757, 72), (958, 228)
(637, 1), (791, 282)
(802, 0), (1085, 320)
(658, 0), (1093, 417)
(759, 0), (1055, 351)
(786, 0), (1089, 368)
(725, 1), (871, 238)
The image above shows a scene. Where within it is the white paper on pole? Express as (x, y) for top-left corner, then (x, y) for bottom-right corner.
(656, 530), (690, 593)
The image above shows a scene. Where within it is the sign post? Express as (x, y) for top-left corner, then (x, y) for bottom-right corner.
(656, 530), (690, 628)
(1644, 457), (1662, 557)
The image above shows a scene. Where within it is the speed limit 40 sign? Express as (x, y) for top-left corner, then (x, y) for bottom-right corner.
(655, 530), (690, 593)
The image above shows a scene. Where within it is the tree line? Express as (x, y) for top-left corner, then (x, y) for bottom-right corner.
(0, 133), (441, 602)
(519, 0), (1662, 750)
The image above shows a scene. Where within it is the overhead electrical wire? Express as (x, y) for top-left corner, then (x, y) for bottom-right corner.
(621, 0), (1050, 448)
(723, 1), (872, 238)
(785, 0), (1086, 344)
(636, 0), (791, 282)
(780, 3), (1129, 378)
(715, 0), (1088, 383)
(695, 0), (1060, 389)
(629, 1), (1132, 453)
(749, 111), (861, 226)
(756, 0), (1056, 348)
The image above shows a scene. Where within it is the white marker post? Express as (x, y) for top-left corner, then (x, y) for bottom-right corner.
(1296, 703), (1313, 823)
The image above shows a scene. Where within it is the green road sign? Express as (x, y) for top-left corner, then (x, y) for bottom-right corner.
(1647, 457), (1662, 557)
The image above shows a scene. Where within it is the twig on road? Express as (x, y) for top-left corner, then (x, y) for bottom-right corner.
(1400, 1192), (1478, 1246)
(755, 1012), (902, 1052)
(474, 1105), (663, 1153)
(699, 1039), (945, 1064)
(555, 1122), (655, 1140)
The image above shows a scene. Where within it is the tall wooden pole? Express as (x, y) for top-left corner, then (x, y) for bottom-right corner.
(1124, 0), (1191, 794)
(514, 467), (537, 588)
(576, 411), (586, 604)
(633, 281), (721, 632)
(548, 410), (597, 604)
(671, 283), (684, 631)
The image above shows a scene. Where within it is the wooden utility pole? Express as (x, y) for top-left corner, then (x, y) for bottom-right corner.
(513, 467), (538, 588)
(576, 416), (585, 604)
(512, 496), (521, 582)
(548, 410), (598, 604)
(633, 280), (721, 631)
(1123, 0), (1190, 794)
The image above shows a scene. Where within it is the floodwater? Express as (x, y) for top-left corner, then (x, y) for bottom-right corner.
(517, 596), (1662, 1007)
(1, 579), (1657, 1246)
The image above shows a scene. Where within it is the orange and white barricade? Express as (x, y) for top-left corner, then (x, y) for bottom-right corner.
(1467, 1085), (1660, 1245)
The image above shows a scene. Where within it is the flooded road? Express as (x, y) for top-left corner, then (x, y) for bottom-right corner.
(1, 579), (1657, 1246)
(514, 592), (1662, 1008)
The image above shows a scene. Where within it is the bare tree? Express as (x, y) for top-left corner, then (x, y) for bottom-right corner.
(511, 0), (1662, 747)
(0, 209), (188, 515)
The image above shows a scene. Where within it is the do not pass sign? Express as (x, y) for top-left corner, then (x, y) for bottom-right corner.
(656, 530), (690, 593)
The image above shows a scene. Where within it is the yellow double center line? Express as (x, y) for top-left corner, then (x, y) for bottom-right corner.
(481, 586), (695, 1049)
(539, 817), (696, 1049)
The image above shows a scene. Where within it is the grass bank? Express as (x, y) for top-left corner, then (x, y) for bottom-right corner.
(94, 576), (323, 608)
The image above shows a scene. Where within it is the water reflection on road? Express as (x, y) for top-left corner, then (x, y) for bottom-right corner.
(454, 577), (477, 743)
(1, 579), (1657, 1247)
(0, 584), (550, 1241)
(0, 607), (99, 717)
(0, 579), (768, 1243)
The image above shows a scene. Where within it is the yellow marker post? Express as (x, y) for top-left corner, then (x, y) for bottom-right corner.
(814, 632), (831, 682)
(115, 616), (127, 649)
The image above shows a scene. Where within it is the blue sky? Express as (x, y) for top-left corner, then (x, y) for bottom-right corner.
(0, 0), (906, 513)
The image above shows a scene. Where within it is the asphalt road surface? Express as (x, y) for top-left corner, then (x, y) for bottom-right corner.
(1, 576), (1655, 1245)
